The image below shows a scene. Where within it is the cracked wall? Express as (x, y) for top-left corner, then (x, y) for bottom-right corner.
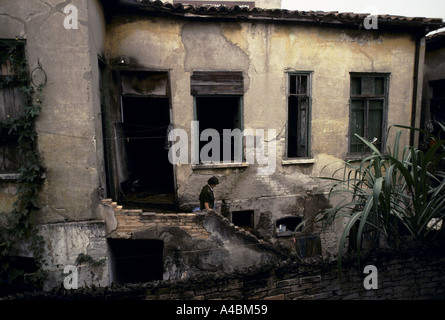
(105, 199), (284, 282)
(0, 0), (425, 291)
(0, 0), (108, 290)
(0, 0), (107, 224)
(35, 220), (109, 291)
(105, 14), (417, 251)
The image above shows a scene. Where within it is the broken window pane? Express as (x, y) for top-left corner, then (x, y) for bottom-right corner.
(287, 73), (311, 158)
(287, 95), (299, 158)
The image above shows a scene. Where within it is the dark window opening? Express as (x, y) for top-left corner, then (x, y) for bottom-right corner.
(0, 256), (40, 297)
(195, 96), (242, 163)
(349, 74), (388, 155)
(108, 238), (163, 284)
(275, 216), (303, 237)
(232, 210), (254, 230)
(287, 73), (311, 158)
(0, 129), (23, 173)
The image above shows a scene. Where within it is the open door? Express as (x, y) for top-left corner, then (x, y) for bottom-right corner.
(102, 69), (177, 211)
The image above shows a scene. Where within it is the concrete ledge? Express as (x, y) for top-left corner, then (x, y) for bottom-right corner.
(0, 173), (20, 180)
(282, 158), (316, 165)
(192, 162), (249, 170)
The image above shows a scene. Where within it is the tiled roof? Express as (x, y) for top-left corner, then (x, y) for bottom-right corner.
(427, 29), (445, 40)
(116, 0), (444, 33)
(426, 29), (445, 49)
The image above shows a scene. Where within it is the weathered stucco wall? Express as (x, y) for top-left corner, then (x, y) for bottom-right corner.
(0, 0), (108, 290)
(0, 0), (106, 224)
(0, 1), (428, 292)
(105, 15), (418, 243)
(35, 220), (110, 291)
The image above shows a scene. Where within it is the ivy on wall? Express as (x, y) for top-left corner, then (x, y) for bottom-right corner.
(0, 39), (47, 289)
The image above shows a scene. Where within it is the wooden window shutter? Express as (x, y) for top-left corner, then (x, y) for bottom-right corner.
(0, 86), (22, 120)
(191, 71), (244, 96)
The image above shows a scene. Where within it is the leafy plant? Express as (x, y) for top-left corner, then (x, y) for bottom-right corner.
(297, 125), (445, 270)
(75, 253), (106, 267)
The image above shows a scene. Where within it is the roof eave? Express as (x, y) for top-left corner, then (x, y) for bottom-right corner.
(113, 0), (444, 34)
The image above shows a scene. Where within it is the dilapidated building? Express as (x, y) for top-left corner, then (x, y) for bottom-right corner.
(0, 0), (443, 291)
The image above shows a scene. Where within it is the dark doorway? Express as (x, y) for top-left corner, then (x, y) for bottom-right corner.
(108, 238), (164, 284)
(118, 72), (177, 212)
(121, 96), (172, 192)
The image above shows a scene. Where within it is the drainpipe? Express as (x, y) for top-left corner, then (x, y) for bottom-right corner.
(410, 33), (425, 147)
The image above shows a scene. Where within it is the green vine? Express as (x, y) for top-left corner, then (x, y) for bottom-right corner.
(75, 253), (106, 267)
(0, 39), (47, 290)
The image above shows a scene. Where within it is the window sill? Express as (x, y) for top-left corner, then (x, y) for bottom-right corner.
(0, 173), (20, 181)
(192, 162), (249, 170)
(282, 158), (315, 165)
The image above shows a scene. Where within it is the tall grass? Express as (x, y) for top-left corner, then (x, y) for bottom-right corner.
(299, 125), (445, 269)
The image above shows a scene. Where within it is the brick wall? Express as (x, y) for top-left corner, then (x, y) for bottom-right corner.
(9, 241), (444, 300)
(139, 243), (445, 300)
(103, 200), (210, 240)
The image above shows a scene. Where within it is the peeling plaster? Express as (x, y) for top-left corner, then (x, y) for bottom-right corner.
(181, 22), (251, 75)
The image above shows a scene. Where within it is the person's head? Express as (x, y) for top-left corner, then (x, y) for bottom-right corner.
(207, 176), (219, 188)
